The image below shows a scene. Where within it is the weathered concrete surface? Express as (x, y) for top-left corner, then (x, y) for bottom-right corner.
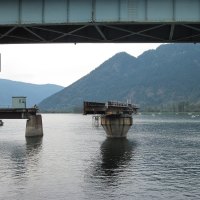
(101, 115), (132, 138)
(25, 115), (43, 137)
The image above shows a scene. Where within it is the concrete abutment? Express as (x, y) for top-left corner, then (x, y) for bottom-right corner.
(25, 115), (43, 137)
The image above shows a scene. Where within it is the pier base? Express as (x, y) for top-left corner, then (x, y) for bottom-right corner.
(101, 115), (132, 138)
(25, 115), (43, 137)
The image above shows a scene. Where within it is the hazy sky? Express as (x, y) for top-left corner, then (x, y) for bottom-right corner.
(0, 43), (162, 87)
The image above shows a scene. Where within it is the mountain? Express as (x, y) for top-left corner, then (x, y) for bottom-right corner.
(39, 44), (200, 112)
(0, 79), (64, 107)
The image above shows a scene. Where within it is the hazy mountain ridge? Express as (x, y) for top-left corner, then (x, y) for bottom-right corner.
(0, 79), (64, 107)
(39, 44), (200, 112)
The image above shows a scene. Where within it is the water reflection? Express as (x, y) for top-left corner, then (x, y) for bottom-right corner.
(84, 138), (136, 199)
(26, 137), (43, 156)
(100, 138), (135, 176)
(89, 138), (136, 186)
(1, 137), (43, 180)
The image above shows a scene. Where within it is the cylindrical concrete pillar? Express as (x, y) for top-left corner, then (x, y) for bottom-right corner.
(101, 115), (132, 138)
(25, 115), (43, 137)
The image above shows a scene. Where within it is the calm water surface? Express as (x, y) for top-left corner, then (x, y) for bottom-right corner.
(0, 114), (200, 200)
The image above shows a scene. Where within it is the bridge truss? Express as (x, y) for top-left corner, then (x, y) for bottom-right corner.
(0, 0), (200, 43)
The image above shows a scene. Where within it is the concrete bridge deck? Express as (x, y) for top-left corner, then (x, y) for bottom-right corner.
(0, 108), (43, 137)
(0, 108), (37, 119)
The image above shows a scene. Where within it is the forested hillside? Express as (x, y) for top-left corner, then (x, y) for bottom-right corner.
(39, 44), (200, 112)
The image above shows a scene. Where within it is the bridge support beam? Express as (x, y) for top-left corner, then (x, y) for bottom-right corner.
(101, 115), (132, 138)
(25, 115), (43, 137)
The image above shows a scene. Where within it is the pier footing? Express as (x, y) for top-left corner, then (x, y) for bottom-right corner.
(25, 115), (43, 137)
(101, 115), (132, 138)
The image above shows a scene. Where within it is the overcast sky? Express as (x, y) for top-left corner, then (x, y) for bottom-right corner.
(0, 43), (162, 87)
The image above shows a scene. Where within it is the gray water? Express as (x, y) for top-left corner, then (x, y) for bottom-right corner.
(0, 113), (200, 200)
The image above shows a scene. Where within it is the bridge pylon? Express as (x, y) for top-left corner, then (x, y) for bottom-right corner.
(0, 108), (43, 138)
(84, 101), (138, 138)
(26, 114), (43, 137)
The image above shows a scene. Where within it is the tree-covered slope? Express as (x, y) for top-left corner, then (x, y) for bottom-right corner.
(39, 44), (200, 112)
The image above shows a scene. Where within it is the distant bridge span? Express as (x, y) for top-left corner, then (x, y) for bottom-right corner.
(1, 0), (200, 44)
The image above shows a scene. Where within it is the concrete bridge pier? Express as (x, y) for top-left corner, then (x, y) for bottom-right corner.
(101, 115), (132, 138)
(25, 115), (43, 137)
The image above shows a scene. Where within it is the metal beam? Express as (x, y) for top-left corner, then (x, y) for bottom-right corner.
(0, 0), (200, 43)
(0, 0), (200, 25)
(95, 25), (107, 41)
(107, 24), (166, 42)
(0, 27), (17, 39)
(23, 27), (46, 42)
(169, 24), (175, 41)
(50, 24), (89, 42)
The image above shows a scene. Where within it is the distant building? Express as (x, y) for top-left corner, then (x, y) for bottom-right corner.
(12, 97), (26, 108)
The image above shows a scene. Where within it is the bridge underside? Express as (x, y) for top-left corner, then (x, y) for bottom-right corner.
(1, 23), (200, 44)
(1, 0), (200, 44)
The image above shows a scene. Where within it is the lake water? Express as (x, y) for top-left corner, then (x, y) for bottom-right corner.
(0, 113), (200, 200)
